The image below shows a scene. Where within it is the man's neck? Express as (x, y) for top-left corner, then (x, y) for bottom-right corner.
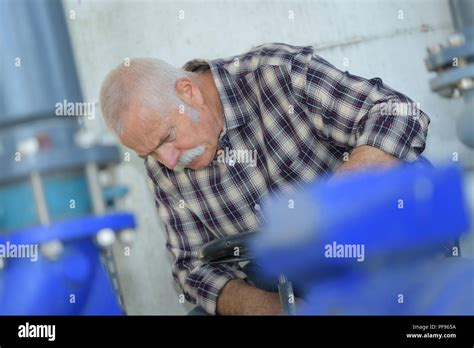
(201, 70), (223, 111)
(197, 70), (225, 136)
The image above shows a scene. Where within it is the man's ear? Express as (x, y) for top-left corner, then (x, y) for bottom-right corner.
(176, 77), (203, 106)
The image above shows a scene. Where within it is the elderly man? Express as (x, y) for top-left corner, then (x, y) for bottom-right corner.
(99, 43), (430, 315)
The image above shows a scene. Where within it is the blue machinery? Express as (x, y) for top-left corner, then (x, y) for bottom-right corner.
(0, 0), (135, 314)
(252, 163), (473, 314)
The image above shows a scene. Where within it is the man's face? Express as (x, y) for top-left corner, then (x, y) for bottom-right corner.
(120, 102), (221, 171)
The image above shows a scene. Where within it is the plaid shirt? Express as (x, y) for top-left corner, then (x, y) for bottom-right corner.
(145, 43), (430, 314)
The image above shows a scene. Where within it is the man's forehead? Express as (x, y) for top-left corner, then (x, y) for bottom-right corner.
(124, 103), (165, 131)
(120, 106), (170, 150)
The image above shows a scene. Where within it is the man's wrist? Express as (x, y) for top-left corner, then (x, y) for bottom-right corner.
(336, 145), (399, 174)
(216, 278), (282, 315)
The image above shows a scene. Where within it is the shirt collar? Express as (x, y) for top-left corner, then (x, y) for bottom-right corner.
(182, 58), (252, 139)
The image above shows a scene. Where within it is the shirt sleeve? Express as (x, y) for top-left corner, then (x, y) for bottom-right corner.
(146, 168), (247, 315)
(291, 48), (431, 161)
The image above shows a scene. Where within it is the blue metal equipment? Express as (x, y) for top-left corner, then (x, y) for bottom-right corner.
(251, 163), (473, 315)
(0, 0), (136, 314)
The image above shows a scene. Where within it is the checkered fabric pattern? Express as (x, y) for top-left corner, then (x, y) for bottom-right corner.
(145, 43), (430, 314)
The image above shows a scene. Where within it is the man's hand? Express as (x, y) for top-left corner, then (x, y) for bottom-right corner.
(336, 145), (399, 174)
(217, 279), (282, 315)
(216, 146), (396, 315)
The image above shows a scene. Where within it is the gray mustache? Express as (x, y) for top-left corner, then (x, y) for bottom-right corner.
(174, 145), (205, 170)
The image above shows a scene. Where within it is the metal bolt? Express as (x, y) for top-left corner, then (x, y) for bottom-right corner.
(17, 137), (39, 156)
(118, 229), (136, 245)
(427, 43), (441, 55)
(438, 87), (456, 98)
(40, 240), (64, 260)
(452, 88), (461, 98)
(74, 130), (96, 148)
(99, 171), (113, 187)
(459, 78), (474, 91)
(95, 228), (116, 248)
(447, 33), (465, 47)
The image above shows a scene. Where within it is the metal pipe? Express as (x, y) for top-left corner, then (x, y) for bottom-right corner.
(30, 171), (50, 225)
(85, 162), (125, 310)
(85, 162), (105, 215)
(449, 0), (474, 33)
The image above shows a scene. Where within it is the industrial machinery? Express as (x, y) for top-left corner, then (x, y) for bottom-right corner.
(198, 231), (297, 315)
(425, 0), (474, 150)
(0, 0), (135, 314)
(251, 162), (473, 314)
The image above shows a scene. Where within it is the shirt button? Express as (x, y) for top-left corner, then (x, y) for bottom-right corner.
(220, 136), (230, 148)
(254, 204), (260, 211)
(228, 159), (235, 166)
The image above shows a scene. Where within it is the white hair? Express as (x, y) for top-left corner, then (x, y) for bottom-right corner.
(99, 58), (199, 135)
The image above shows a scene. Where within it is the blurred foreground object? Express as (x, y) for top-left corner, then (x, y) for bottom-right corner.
(252, 163), (473, 314)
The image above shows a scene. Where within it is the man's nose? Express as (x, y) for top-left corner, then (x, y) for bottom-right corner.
(156, 145), (180, 169)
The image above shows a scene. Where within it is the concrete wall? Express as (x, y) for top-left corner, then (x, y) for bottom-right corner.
(62, 0), (473, 314)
